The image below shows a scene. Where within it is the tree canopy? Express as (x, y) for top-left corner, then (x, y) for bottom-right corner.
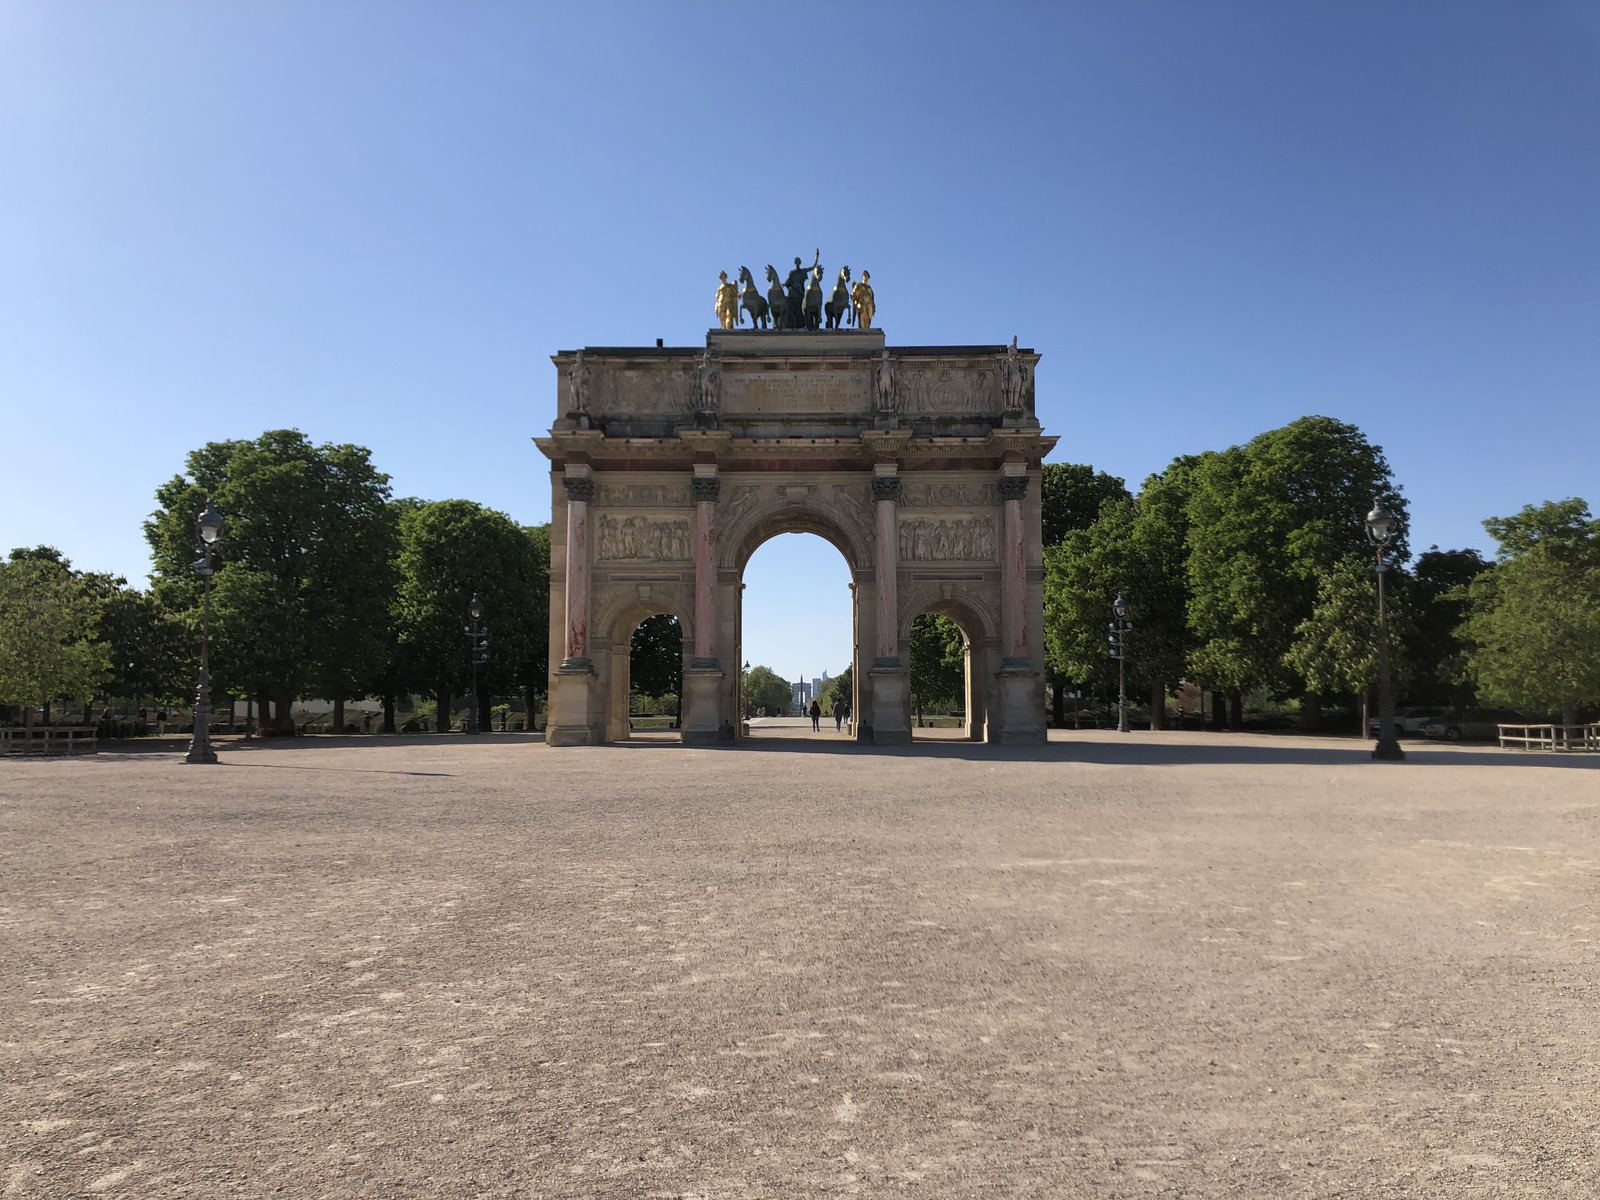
(741, 664), (794, 717)
(0, 551), (111, 713)
(909, 614), (964, 713)
(1461, 499), (1600, 725)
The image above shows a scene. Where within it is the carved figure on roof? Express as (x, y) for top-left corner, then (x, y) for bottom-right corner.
(782, 250), (818, 330)
(694, 348), (721, 428)
(874, 348), (896, 414)
(714, 271), (740, 330)
(851, 270), (875, 330)
(568, 349), (592, 429)
(1001, 335), (1029, 416)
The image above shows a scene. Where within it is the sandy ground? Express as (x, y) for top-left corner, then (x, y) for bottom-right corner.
(2, 729), (1597, 1198)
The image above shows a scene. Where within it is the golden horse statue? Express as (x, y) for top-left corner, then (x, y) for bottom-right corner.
(714, 271), (740, 330)
(850, 270), (876, 330)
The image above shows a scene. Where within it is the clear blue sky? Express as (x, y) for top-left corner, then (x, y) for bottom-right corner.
(3, 2), (1596, 680)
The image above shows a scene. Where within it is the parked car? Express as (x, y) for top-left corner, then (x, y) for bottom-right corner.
(1420, 708), (1524, 741)
(1368, 706), (1449, 738)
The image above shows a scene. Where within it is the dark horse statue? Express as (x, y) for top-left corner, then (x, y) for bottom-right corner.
(738, 266), (768, 329)
(825, 265), (852, 330)
(804, 266), (825, 331)
(764, 265), (790, 329)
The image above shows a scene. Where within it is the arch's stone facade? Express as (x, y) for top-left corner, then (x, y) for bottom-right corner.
(534, 329), (1056, 745)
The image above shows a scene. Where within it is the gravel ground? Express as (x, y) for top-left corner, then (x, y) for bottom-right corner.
(2, 730), (1597, 1198)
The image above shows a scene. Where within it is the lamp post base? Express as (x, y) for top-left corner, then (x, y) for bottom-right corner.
(184, 743), (218, 765)
(1371, 738), (1406, 761)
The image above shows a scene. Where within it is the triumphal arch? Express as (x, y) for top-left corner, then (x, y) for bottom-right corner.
(535, 322), (1055, 746)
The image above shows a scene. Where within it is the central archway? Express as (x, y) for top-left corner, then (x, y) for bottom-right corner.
(737, 527), (859, 736)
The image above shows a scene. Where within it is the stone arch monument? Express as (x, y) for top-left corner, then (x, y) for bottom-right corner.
(534, 328), (1056, 745)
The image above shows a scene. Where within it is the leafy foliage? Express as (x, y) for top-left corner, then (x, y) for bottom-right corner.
(909, 614), (964, 712)
(0, 552), (111, 711)
(818, 664), (854, 713)
(1040, 463), (1130, 546)
(1461, 499), (1600, 723)
(396, 501), (549, 708)
(741, 664), (793, 716)
(1185, 417), (1404, 697)
(629, 614), (683, 700)
(145, 430), (396, 711)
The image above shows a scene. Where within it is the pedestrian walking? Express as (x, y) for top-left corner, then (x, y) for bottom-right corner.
(809, 699), (821, 732)
(834, 703), (843, 732)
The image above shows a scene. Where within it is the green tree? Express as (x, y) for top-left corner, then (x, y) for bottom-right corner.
(1041, 462), (1130, 546)
(1043, 458), (1194, 727)
(1284, 556), (1418, 730)
(909, 613), (964, 724)
(630, 614), (683, 716)
(1405, 546), (1490, 705)
(1185, 417), (1405, 720)
(741, 664), (793, 717)
(1461, 499), (1600, 726)
(396, 500), (548, 732)
(0, 552), (111, 721)
(145, 430), (397, 726)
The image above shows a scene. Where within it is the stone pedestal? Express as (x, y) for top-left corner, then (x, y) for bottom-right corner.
(681, 665), (725, 745)
(864, 666), (911, 745)
(547, 663), (602, 746)
(993, 664), (1046, 745)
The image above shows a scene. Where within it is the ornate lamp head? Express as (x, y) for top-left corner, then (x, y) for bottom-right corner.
(1365, 499), (1398, 545)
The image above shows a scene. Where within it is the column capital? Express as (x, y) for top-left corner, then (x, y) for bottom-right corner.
(870, 475), (902, 503)
(691, 475), (722, 503)
(998, 474), (1029, 502)
(562, 475), (597, 503)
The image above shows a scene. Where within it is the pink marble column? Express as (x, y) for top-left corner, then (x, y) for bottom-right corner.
(691, 473), (720, 665)
(561, 475), (595, 667)
(999, 473), (1029, 664)
(871, 473), (901, 663)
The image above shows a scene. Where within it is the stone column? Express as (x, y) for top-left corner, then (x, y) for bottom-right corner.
(872, 473), (901, 664)
(691, 472), (720, 666)
(865, 471), (911, 744)
(999, 473), (1029, 666)
(682, 469), (727, 745)
(561, 474), (595, 669)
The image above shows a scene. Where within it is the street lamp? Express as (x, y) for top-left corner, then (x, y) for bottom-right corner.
(1109, 591), (1132, 734)
(465, 594), (488, 735)
(1365, 498), (1405, 762)
(184, 499), (224, 765)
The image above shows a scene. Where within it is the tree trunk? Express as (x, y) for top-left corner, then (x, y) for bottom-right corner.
(1300, 691), (1322, 731)
(1149, 681), (1165, 731)
(524, 686), (539, 731)
(1358, 692), (1368, 737)
(916, 701), (924, 728)
(1229, 691), (1243, 731)
(382, 692), (397, 734)
(42, 701), (51, 726)
(1052, 682), (1065, 728)
(437, 691), (451, 734)
(332, 694), (345, 736)
(1563, 702), (1577, 729)
(478, 690), (492, 734)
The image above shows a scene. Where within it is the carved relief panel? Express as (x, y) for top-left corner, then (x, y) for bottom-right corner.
(596, 515), (693, 561)
(898, 516), (997, 562)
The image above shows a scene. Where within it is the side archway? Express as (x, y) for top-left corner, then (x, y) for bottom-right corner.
(590, 585), (694, 742)
(900, 590), (1000, 742)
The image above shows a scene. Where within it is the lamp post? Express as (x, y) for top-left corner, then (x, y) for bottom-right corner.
(1365, 499), (1405, 762)
(465, 594), (488, 735)
(1109, 591), (1132, 733)
(184, 500), (224, 765)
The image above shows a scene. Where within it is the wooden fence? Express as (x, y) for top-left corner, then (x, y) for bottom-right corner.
(1497, 724), (1600, 752)
(1, 727), (99, 755)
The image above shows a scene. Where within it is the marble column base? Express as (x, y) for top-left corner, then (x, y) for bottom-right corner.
(547, 663), (603, 746)
(863, 665), (911, 745)
(681, 665), (725, 746)
(992, 666), (1046, 745)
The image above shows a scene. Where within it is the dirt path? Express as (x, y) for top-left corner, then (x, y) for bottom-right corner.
(3, 732), (1596, 1197)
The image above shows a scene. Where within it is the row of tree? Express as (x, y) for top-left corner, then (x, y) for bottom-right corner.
(1041, 415), (1600, 728)
(1, 430), (551, 732)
